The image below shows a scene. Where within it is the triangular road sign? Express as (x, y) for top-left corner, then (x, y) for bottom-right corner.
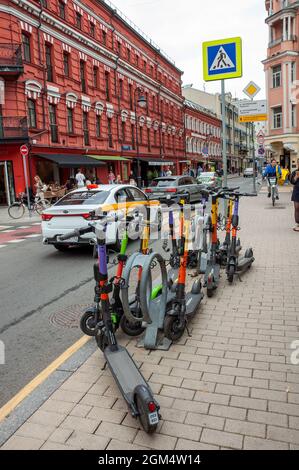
(210, 46), (235, 72)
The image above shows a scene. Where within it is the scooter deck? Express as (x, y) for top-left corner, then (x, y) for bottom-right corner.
(185, 291), (204, 316)
(104, 345), (149, 404)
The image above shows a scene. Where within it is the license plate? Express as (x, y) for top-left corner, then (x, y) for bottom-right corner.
(62, 236), (78, 243)
(148, 411), (159, 425)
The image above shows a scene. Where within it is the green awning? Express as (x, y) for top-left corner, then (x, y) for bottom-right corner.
(87, 155), (129, 162)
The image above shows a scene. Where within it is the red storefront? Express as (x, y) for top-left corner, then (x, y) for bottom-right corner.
(0, 0), (185, 204)
(184, 100), (222, 174)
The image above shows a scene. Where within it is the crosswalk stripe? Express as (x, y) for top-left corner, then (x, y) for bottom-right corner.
(0, 245), (7, 248)
(24, 234), (41, 238)
(7, 239), (26, 243)
(1, 229), (15, 233)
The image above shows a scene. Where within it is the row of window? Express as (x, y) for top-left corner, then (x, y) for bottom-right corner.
(185, 116), (221, 138)
(272, 104), (296, 128)
(186, 139), (221, 156)
(27, 98), (182, 150)
(22, 34), (182, 121)
(22, 2), (179, 91)
(272, 62), (296, 88)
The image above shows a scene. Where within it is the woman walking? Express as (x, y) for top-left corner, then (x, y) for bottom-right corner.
(290, 161), (299, 232)
(34, 175), (47, 208)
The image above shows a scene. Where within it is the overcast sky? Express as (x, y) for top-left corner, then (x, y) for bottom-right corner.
(110, 0), (268, 99)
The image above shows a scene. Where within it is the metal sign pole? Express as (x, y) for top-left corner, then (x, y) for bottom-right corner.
(252, 123), (256, 193)
(221, 79), (227, 188)
(22, 154), (31, 214)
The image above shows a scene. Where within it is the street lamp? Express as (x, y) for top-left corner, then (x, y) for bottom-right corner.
(134, 87), (147, 188)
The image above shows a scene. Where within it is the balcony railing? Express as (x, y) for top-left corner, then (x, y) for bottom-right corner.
(269, 34), (297, 47)
(0, 116), (28, 141)
(0, 44), (23, 77)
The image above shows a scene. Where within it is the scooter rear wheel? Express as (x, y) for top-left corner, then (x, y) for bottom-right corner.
(164, 314), (185, 341)
(207, 288), (214, 298)
(135, 391), (158, 434)
(80, 310), (97, 336)
(227, 265), (235, 284)
(120, 315), (144, 337)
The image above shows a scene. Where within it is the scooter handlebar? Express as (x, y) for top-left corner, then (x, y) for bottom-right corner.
(58, 226), (93, 241)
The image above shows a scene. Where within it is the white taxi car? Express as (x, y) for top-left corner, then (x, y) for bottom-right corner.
(41, 184), (161, 253)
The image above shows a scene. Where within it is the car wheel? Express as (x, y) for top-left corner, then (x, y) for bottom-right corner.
(54, 244), (69, 252)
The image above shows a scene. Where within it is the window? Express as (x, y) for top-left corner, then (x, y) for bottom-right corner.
(291, 62), (296, 82)
(127, 48), (131, 61)
(119, 79), (123, 99)
(147, 128), (151, 152)
(27, 99), (36, 128)
(292, 104), (296, 127)
(63, 52), (70, 77)
(93, 66), (98, 88)
(96, 115), (101, 138)
(102, 30), (107, 45)
(22, 33), (31, 62)
(121, 121), (126, 141)
(40, 0), (47, 7)
(107, 118), (113, 147)
(49, 104), (58, 142)
(127, 188), (147, 201)
(117, 41), (121, 55)
(136, 54), (139, 67)
(150, 65), (154, 76)
(131, 124), (135, 149)
(76, 12), (82, 30)
(272, 65), (281, 88)
(273, 106), (282, 128)
(67, 108), (73, 134)
(129, 84), (133, 110)
(90, 22), (95, 37)
(45, 44), (53, 82)
(143, 60), (146, 72)
(82, 112), (89, 145)
(58, 1), (65, 20)
(80, 61), (86, 93)
(139, 126), (143, 144)
(56, 190), (109, 206)
(105, 72), (110, 101)
(154, 130), (157, 146)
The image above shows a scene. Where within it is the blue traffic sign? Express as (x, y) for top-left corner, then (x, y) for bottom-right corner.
(203, 37), (242, 81)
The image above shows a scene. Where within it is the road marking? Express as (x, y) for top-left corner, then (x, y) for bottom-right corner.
(1, 229), (15, 233)
(32, 222), (42, 225)
(7, 239), (25, 243)
(0, 335), (90, 423)
(24, 234), (41, 238)
(18, 226), (30, 229)
(0, 226), (13, 230)
(0, 245), (6, 248)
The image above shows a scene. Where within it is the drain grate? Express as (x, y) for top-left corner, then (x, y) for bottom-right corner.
(49, 304), (93, 328)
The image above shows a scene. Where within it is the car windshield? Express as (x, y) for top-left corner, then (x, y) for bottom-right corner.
(150, 179), (176, 187)
(55, 190), (109, 206)
(199, 173), (214, 177)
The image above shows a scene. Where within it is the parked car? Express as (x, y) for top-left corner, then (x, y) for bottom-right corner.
(197, 172), (222, 189)
(243, 168), (254, 177)
(41, 184), (161, 253)
(145, 176), (203, 202)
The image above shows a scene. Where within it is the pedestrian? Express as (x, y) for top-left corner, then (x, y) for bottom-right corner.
(290, 161), (299, 232)
(129, 170), (137, 186)
(165, 166), (172, 177)
(280, 166), (290, 186)
(108, 169), (116, 184)
(75, 168), (86, 188)
(115, 174), (122, 184)
(197, 165), (203, 177)
(34, 175), (47, 208)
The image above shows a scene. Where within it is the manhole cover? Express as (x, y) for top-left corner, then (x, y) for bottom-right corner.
(49, 304), (93, 328)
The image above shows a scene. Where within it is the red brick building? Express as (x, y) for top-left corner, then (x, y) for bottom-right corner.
(0, 0), (185, 204)
(184, 99), (222, 173)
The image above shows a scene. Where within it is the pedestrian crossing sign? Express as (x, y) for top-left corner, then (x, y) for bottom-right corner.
(203, 37), (242, 81)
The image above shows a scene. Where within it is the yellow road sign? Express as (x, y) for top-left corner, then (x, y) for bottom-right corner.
(239, 114), (268, 123)
(203, 37), (242, 81)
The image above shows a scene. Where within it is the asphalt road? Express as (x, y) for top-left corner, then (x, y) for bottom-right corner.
(0, 176), (259, 407)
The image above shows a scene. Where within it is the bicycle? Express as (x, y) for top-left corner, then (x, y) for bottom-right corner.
(267, 176), (278, 207)
(8, 192), (51, 219)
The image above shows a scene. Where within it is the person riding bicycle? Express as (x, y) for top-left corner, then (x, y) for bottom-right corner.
(34, 175), (48, 208)
(263, 159), (282, 200)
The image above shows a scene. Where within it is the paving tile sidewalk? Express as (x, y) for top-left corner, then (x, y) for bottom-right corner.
(1, 189), (299, 450)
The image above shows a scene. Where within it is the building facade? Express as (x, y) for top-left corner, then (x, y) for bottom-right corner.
(182, 86), (255, 173)
(263, 0), (299, 171)
(0, 0), (185, 205)
(184, 99), (222, 172)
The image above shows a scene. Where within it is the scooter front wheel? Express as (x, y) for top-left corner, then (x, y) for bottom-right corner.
(80, 310), (97, 336)
(164, 314), (185, 341)
(120, 315), (144, 337)
(135, 387), (159, 434)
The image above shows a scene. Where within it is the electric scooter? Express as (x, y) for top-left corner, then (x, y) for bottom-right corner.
(59, 212), (161, 433)
(80, 214), (144, 337)
(136, 196), (203, 345)
(225, 190), (256, 283)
